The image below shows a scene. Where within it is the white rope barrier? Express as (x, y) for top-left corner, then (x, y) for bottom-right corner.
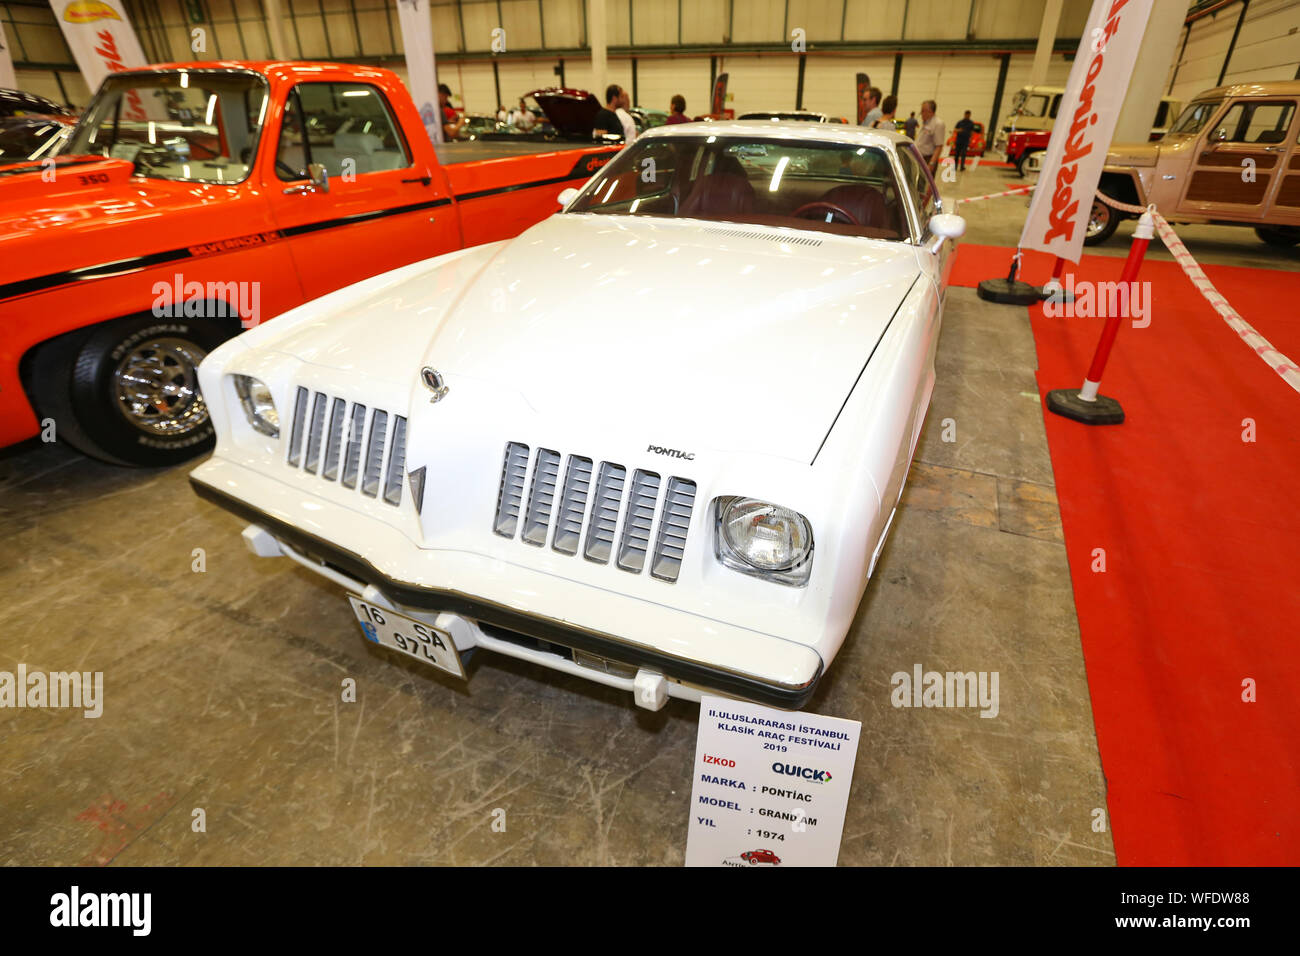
(954, 183), (1036, 205)
(1093, 193), (1300, 394)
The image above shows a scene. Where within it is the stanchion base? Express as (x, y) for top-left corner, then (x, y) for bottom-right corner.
(977, 278), (1043, 305)
(1045, 389), (1125, 425)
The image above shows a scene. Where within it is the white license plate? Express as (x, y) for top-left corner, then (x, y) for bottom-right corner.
(348, 596), (466, 679)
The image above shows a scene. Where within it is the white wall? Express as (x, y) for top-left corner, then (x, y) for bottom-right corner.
(1169, 0), (1300, 103)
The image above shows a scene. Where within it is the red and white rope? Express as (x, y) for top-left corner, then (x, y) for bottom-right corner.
(954, 183), (1036, 205)
(1094, 193), (1300, 393)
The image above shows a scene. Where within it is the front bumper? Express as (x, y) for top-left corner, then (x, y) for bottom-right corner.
(190, 458), (824, 709)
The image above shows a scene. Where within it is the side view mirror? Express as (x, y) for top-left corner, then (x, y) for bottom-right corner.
(308, 161), (329, 192)
(925, 213), (966, 253)
(1212, 127), (1228, 143)
(557, 187), (579, 207)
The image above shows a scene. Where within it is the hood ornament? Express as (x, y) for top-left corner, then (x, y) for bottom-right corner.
(421, 366), (449, 403)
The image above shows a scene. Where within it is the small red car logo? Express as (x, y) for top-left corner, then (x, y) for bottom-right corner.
(740, 849), (781, 865)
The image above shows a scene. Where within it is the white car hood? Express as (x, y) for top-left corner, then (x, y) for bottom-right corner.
(271, 214), (921, 463)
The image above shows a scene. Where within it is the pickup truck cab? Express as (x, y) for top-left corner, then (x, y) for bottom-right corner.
(0, 61), (616, 465)
(992, 84), (1180, 154)
(1088, 81), (1300, 246)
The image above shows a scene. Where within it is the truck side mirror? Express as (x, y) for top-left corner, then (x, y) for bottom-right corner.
(308, 162), (330, 192)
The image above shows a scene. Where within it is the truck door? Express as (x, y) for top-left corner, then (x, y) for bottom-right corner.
(267, 80), (459, 301)
(1179, 98), (1297, 223)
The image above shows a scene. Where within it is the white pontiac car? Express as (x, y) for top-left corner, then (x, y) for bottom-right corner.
(190, 122), (964, 711)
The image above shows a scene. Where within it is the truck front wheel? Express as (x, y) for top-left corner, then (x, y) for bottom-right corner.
(1255, 226), (1300, 247)
(30, 313), (236, 467)
(1083, 197), (1121, 246)
(1016, 150), (1042, 178)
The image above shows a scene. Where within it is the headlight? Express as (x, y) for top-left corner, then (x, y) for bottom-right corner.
(714, 496), (814, 587)
(231, 374), (279, 437)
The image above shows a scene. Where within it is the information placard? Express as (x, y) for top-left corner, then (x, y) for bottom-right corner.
(685, 696), (861, 867)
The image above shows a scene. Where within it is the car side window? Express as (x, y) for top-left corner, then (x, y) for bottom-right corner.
(1210, 101), (1296, 144)
(898, 146), (938, 235)
(276, 82), (412, 181)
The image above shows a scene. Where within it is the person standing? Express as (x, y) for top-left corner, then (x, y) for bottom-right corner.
(861, 86), (883, 128)
(953, 109), (975, 172)
(904, 111), (918, 140)
(666, 94), (690, 125)
(438, 83), (466, 141)
(915, 100), (945, 172)
(873, 94), (898, 130)
(593, 84), (624, 140)
(510, 97), (537, 131)
(615, 87), (638, 144)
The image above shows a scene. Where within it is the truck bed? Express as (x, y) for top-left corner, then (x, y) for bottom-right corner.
(434, 139), (602, 165)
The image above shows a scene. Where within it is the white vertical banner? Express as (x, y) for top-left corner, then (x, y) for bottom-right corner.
(48, 0), (147, 113)
(1018, 0), (1155, 263)
(395, 0), (442, 145)
(0, 19), (18, 90)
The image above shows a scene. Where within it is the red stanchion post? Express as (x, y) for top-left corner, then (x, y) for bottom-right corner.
(1045, 209), (1155, 425)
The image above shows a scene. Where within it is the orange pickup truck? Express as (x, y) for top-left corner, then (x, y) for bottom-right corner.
(0, 61), (616, 465)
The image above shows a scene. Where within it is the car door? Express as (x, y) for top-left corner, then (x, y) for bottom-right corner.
(1178, 97), (1297, 222)
(267, 79), (460, 301)
(900, 144), (953, 288)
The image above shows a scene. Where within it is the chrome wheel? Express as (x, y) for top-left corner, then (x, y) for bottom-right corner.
(1086, 199), (1111, 239)
(113, 337), (209, 436)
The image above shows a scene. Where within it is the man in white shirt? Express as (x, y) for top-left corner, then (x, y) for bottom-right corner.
(615, 87), (638, 144)
(510, 98), (537, 132)
(915, 99), (946, 173)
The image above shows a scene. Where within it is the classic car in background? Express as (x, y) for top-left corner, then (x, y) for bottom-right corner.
(738, 110), (834, 123)
(1001, 128), (1050, 176)
(1088, 81), (1300, 246)
(190, 122), (965, 712)
(0, 87), (74, 121)
(0, 62), (616, 466)
(992, 84), (1181, 154)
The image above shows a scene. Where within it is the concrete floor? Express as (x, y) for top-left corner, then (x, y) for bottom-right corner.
(0, 160), (1284, 866)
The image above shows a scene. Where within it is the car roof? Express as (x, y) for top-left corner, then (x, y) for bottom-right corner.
(1192, 80), (1300, 99)
(639, 120), (910, 149)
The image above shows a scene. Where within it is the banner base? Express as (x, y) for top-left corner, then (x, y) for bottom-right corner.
(1045, 389), (1125, 425)
(977, 278), (1042, 305)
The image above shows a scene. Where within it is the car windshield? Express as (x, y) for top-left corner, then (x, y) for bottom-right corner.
(566, 134), (908, 241)
(1169, 100), (1222, 135)
(739, 112), (824, 122)
(64, 71), (269, 184)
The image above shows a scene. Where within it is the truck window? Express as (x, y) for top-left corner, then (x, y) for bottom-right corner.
(277, 82), (412, 181)
(64, 71), (268, 184)
(1049, 94), (1062, 119)
(1171, 100), (1221, 135)
(1211, 101), (1295, 144)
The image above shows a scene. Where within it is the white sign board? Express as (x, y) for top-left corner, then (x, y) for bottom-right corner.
(395, 0), (443, 145)
(685, 696), (861, 867)
(48, 0), (148, 114)
(0, 19), (17, 90)
(1018, 0), (1154, 263)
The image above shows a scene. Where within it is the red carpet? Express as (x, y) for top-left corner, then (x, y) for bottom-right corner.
(953, 243), (1300, 865)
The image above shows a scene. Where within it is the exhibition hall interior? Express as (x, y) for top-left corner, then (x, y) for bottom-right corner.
(0, 0), (1296, 876)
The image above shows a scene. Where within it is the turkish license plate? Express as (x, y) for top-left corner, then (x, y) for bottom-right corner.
(347, 596), (466, 679)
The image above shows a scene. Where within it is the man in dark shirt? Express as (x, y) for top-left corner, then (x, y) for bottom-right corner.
(593, 84), (624, 141)
(953, 110), (976, 171)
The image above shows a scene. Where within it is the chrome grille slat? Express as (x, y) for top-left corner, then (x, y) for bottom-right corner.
(303, 392), (327, 474)
(341, 403), (366, 489)
(286, 386), (308, 467)
(551, 456), (592, 555)
(583, 462), (626, 565)
(382, 416), (407, 507)
(322, 398), (346, 481)
(360, 409), (388, 498)
(493, 442), (530, 538)
(616, 470), (661, 573)
(650, 478), (696, 582)
(521, 448), (561, 546)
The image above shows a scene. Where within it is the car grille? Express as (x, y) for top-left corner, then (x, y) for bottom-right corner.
(493, 443), (696, 583)
(285, 387), (407, 507)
